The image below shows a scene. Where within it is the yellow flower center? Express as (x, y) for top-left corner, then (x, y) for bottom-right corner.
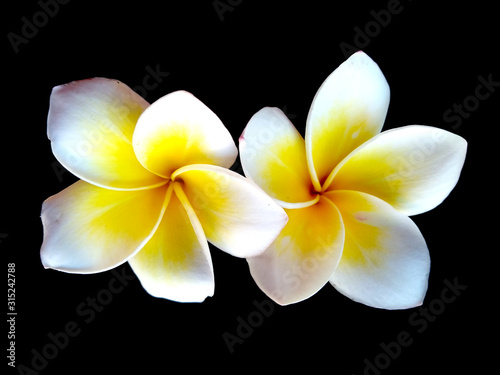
(275, 174), (338, 210)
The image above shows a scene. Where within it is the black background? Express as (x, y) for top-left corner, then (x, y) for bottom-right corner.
(3, 0), (496, 374)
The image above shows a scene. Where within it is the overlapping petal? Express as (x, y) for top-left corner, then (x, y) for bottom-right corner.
(305, 51), (390, 190)
(247, 197), (344, 305)
(173, 164), (288, 258)
(48, 78), (165, 190)
(327, 125), (467, 216)
(239, 107), (315, 204)
(132, 91), (237, 179)
(41, 180), (169, 273)
(128, 183), (214, 302)
(327, 190), (430, 309)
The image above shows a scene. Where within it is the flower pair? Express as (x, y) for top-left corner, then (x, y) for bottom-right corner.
(41, 52), (467, 309)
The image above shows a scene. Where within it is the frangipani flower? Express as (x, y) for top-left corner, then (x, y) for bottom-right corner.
(239, 52), (467, 309)
(41, 78), (287, 302)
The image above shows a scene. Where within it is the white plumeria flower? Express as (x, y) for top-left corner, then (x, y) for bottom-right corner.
(239, 52), (467, 309)
(41, 78), (287, 303)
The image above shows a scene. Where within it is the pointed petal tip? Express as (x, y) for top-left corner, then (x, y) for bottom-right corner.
(247, 197), (343, 306)
(240, 107), (279, 142)
(305, 50), (390, 185)
(144, 287), (214, 303)
(329, 191), (430, 310)
(272, 294), (306, 306)
(347, 50), (374, 62)
(51, 77), (133, 95)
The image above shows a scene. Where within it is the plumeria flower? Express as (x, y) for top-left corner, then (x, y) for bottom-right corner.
(40, 78), (287, 302)
(239, 52), (467, 309)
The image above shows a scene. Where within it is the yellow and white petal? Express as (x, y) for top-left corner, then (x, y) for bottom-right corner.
(128, 182), (214, 302)
(239, 107), (315, 204)
(48, 78), (165, 190)
(173, 164), (288, 258)
(327, 190), (430, 310)
(132, 91), (237, 179)
(328, 125), (467, 216)
(41, 180), (168, 273)
(305, 51), (390, 190)
(247, 197), (344, 305)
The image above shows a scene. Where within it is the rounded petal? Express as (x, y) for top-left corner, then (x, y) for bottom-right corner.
(305, 51), (390, 190)
(327, 190), (430, 310)
(128, 183), (214, 302)
(328, 125), (468, 216)
(48, 78), (165, 190)
(247, 197), (344, 305)
(173, 164), (288, 258)
(41, 180), (169, 273)
(132, 91), (237, 179)
(239, 107), (315, 203)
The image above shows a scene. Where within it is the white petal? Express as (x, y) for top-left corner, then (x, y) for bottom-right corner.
(173, 164), (288, 258)
(305, 51), (390, 189)
(133, 90), (237, 179)
(247, 197), (344, 305)
(328, 125), (467, 215)
(41, 181), (168, 273)
(48, 78), (164, 190)
(128, 183), (214, 302)
(327, 190), (430, 309)
(239, 107), (315, 204)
